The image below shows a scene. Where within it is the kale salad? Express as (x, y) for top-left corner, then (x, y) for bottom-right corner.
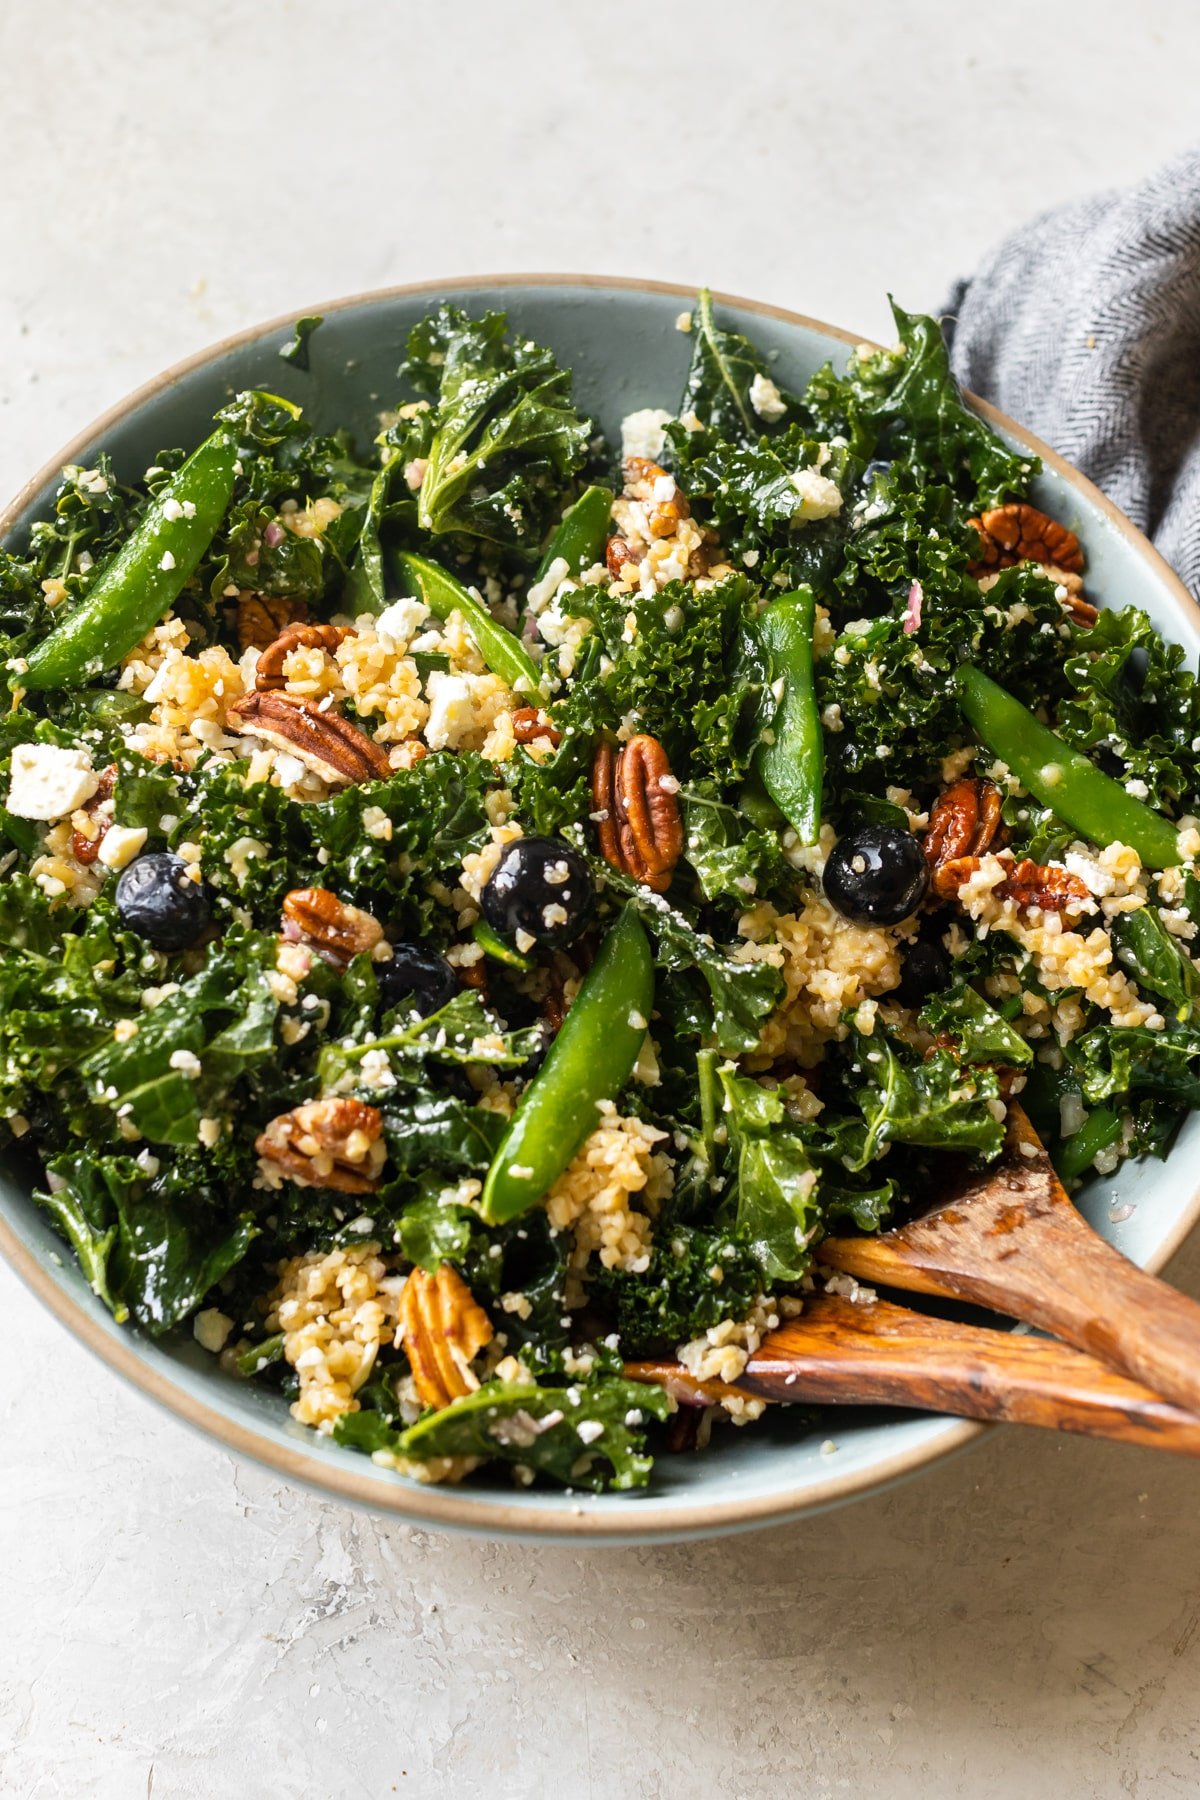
(4, 291), (1200, 1494)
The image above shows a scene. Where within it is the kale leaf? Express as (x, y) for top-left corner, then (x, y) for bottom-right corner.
(844, 1024), (1006, 1162)
(919, 982), (1033, 1066)
(719, 1069), (820, 1282)
(37, 1148), (256, 1333)
(588, 1225), (763, 1355)
(566, 572), (773, 780)
(678, 288), (793, 442)
(338, 1375), (671, 1491)
(396, 306), (591, 550)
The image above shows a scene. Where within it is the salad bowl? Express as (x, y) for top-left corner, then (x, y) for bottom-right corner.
(2, 275), (1199, 1542)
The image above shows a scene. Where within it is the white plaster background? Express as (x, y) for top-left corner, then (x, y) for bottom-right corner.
(3, 3), (1200, 1794)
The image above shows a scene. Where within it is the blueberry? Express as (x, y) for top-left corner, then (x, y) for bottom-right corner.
(481, 836), (593, 950)
(377, 944), (457, 1019)
(823, 823), (928, 926)
(897, 937), (951, 1008)
(115, 852), (213, 952)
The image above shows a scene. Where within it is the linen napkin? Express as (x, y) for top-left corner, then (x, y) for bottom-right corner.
(941, 145), (1200, 598)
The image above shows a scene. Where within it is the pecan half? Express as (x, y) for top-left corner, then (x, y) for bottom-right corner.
(282, 887), (384, 967)
(399, 1265), (494, 1411)
(256, 1097), (385, 1193)
(937, 853), (1091, 914)
(511, 706), (562, 747)
(225, 690), (391, 784)
(925, 777), (1003, 897)
(968, 503), (1084, 577)
(237, 592), (308, 653)
(622, 456), (690, 538)
(592, 733), (683, 893)
(255, 622), (354, 691)
(70, 763), (118, 866)
(606, 536), (639, 580)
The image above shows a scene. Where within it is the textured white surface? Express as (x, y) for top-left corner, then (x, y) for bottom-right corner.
(4, 3), (1200, 1795)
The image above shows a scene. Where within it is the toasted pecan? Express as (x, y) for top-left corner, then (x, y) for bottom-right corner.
(282, 888), (384, 968)
(236, 592), (308, 653)
(255, 622), (354, 690)
(606, 537), (639, 580)
(968, 503), (1084, 578)
(622, 455), (691, 538)
(69, 763), (118, 866)
(925, 777), (1004, 897)
(226, 690), (391, 785)
(399, 1265), (494, 1411)
(511, 706), (562, 747)
(592, 734), (683, 893)
(256, 1097), (385, 1193)
(936, 853), (1091, 914)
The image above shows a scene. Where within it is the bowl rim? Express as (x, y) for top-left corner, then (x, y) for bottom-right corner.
(3, 271), (1199, 1540)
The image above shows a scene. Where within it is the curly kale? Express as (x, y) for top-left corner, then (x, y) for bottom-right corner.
(390, 305), (592, 550)
(589, 1226), (763, 1357)
(564, 572), (773, 779)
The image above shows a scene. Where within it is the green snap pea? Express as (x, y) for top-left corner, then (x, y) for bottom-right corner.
(956, 666), (1182, 870)
(397, 551), (546, 702)
(754, 585), (823, 846)
(737, 768), (787, 830)
(535, 484), (614, 582)
(21, 430), (239, 691)
(472, 917), (534, 971)
(1052, 1105), (1123, 1184)
(480, 906), (654, 1223)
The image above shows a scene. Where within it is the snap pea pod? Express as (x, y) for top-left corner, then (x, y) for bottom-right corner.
(754, 585), (823, 846)
(397, 551), (546, 701)
(472, 917), (533, 971)
(956, 666), (1183, 870)
(1053, 1105), (1123, 1184)
(534, 484), (614, 582)
(480, 906), (653, 1223)
(21, 429), (239, 691)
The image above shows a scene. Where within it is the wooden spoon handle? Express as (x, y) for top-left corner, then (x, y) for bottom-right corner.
(818, 1102), (1200, 1418)
(820, 1214), (1200, 1419)
(629, 1293), (1200, 1456)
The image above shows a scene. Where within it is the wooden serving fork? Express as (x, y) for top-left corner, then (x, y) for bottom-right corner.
(816, 1100), (1200, 1418)
(626, 1100), (1200, 1456)
(628, 1290), (1200, 1456)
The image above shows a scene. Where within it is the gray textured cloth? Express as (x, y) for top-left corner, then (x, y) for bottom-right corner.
(942, 146), (1200, 598)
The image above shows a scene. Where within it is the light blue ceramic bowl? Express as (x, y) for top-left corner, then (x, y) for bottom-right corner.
(4, 277), (1199, 1542)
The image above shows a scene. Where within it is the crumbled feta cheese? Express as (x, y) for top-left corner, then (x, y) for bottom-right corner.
(159, 551), (176, 572)
(375, 595), (430, 644)
(193, 1308), (234, 1353)
(168, 1049), (202, 1078)
(749, 372), (787, 421)
(620, 407), (674, 463)
(6, 743), (99, 820)
(576, 1420), (605, 1446)
(160, 497), (184, 522)
(526, 556), (570, 616)
(788, 466), (843, 521)
(423, 671), (476, 751)
(197, 1116), (222, 1149)
(97, 824), (148, 870)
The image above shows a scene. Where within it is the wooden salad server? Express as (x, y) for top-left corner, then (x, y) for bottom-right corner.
(627, 1290), (1200, 1455)
(816, 1100), (1200, 1418)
